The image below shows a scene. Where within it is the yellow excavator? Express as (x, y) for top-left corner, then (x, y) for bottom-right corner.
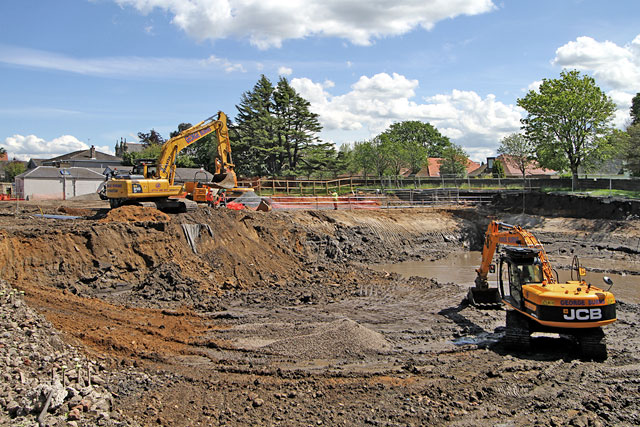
(106, 111), (237, 211)
(468, 221), (616, 359)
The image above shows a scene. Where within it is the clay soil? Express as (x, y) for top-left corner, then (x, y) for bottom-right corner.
(1, 197), (639, 426)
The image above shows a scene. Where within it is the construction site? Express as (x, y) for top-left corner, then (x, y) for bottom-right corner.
(0, 191), (639, 427)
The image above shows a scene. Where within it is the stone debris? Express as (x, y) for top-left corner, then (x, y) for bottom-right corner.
(0, 280), (136, 426)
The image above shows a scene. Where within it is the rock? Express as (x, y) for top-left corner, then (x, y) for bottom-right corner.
(252, 398), (264, 407)
(68, 408), (82, 421)
(91, 374), (105, 386)
(6, 400), (20, 416)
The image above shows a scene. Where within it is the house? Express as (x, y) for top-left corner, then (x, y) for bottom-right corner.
(413, 158), (481, 177)
(15, 167), (106, 200)
(470, 155), (556, 178)
(41, 145), (122, 169)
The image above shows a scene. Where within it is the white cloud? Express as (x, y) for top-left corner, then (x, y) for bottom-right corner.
(553, 34), (640, 127)
(114, 0), (496, 49)
(0, 45), (245, 78)
(278, 66), (292, 76)
(2, 134), (113, 161)
(554, 35), (640, 91)
(525, 80), (542, 92)
(291, 72), (522, 162)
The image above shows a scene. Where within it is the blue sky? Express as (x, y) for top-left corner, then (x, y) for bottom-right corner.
(1, 0), (639, 163)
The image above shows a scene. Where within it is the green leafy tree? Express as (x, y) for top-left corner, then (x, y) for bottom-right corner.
(121, 145), (162, 166)
(352, 140), (375, 179)
(380, 121), (451, 174)
(4, 160), (26, 182)
(492, 159), (505, 178)
(369, 135), (394, 178)
(631, 93), (640, 126)
(517, 70), (616, 189)
(438, 144), (468, 177)
(337, 144), (359, 177)
(297, 143), (337, 179)
(625, 125), (640, 176)
(497, 133), (536, 179)
(137, 129), (165, 147)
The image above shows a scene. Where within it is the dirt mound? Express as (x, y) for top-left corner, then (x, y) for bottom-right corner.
(263, 318), (391, 358)
(99, 205), (171, 223)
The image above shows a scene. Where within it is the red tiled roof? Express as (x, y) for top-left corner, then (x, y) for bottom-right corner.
(498, 155), (555, 177)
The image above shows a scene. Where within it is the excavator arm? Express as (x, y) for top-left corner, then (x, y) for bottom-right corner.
(475, 221), (555, 285)
(469, 221), (556, 307)
(156, 111), (234, 185)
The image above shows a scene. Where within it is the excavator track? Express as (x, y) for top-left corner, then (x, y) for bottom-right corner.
(504, 310), (531, 351)
(576, 327), (607, 361)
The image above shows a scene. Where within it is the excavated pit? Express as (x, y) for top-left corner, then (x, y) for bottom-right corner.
(0, 197), (639, 426)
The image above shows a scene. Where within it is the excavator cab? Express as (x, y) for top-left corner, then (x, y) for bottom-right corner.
(499, 247), (544, 309)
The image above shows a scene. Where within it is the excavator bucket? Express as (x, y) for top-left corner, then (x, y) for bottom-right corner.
(210, 173), (236, 189)
(466, 285), (502, 308)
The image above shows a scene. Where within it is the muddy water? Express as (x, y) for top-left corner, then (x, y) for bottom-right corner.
(373, 251), (639, 304)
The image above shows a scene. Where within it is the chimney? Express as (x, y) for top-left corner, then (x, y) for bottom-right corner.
(90, 145), (96, 159)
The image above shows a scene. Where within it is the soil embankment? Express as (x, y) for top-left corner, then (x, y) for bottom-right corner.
(0, 199), (638, 426)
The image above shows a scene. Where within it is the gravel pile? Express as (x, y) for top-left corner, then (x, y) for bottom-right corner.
(264, 318), (391, 359)
(0, 280), (136, 426)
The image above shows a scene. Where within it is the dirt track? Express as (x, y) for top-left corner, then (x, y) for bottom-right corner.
(0, 198), (639, 426)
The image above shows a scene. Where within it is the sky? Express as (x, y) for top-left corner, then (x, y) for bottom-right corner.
(1, 0), (639, 163)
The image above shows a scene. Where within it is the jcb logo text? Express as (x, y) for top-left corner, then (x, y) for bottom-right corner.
(563, 308), (602, 321)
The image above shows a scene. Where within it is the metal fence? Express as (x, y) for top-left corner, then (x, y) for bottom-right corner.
(238, 175), (640, 196)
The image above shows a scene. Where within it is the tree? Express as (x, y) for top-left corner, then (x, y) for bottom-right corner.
(4, 160), (26, 182)
(631, 93), (640, 126)
(625, 124), (640, 176)
(438, 144), (468, 177)
(352, 140), (375, 179)
(233, 75), (324, 177)
(121, 145), (162, 166)
(273, 77), (323, 174)
(137, 129), (165, 147)
(517, 70), (616, 189)
(380, 121), (451, 174)
(369, 135), (394, 178)
(492, 159), (505, 178)
(497, 133), (536, 179)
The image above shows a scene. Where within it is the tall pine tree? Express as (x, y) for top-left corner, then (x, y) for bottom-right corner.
(233, 75), (323, 177)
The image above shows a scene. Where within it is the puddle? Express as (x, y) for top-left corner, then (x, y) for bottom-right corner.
(373, 251), (639, 304)
(452, 331), (502, 347)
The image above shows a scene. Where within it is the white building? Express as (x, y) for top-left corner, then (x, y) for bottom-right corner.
(15, 167), (105, 200)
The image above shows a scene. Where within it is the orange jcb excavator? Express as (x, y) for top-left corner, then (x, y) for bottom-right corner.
(468, 221), (617, 359)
